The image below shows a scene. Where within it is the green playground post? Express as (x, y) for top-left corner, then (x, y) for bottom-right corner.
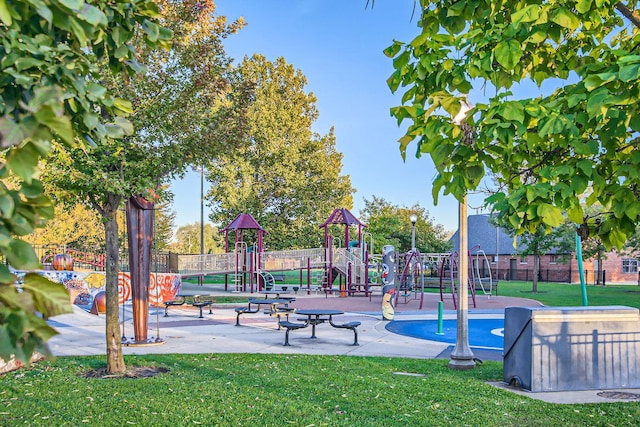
(576, 233), (589, 306)
(437, 301), (444, 335)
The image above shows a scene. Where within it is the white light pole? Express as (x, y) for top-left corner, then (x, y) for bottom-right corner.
(198, 167), (205, 287)
(449, 100), (476, 370)
(410, 213), (418, 252)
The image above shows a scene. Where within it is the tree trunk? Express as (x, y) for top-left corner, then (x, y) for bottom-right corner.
(104, 196), (125, 374)
(532, 253), (539, 293)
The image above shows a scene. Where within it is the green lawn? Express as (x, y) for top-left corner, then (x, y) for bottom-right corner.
(497, 280), (640, 309)
(5, 281), (638, 426)
(2, 354), (639, 426)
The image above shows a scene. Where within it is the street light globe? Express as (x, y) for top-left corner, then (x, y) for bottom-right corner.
(410, 213), (418, 225)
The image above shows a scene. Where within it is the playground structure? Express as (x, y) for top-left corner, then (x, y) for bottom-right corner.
(177, 209), (375, 297)
(36, 208), (494, 312)
(33, 209), (376, 299)
(392, 244), (494, 310)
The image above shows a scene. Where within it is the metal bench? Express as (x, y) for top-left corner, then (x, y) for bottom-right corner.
(191, 295), (214, 318)
(278, 320), (308, 346)
(328, 319), (361, 345)
(163, 298), (185, 317)
(234, 306), (259, 326)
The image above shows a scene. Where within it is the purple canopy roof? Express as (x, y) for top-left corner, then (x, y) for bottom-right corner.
(319, 208), (366, 228)
(220, 213), (266, 232)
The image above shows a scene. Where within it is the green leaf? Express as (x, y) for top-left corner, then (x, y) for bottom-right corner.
(410, 33), (430, 48)
(0, 0), (13, 25)
(22, 274), (73, 317)
(0, 194), (15, 219)
(494, 40), (522, 70)
(552, 7), (580, 30)
(14, 57), (45, 72)
(142, 19), (160, 42)
(7, 144), (40, 181)
(501, 101), (525, 123)
(586, 88), (608, 118)
(618, 62), (640, 82)
(113, 98), (133, 115)
(511, 4), (540, 24)
(86, 82), (107, 99)
(6, 239), (40, 270)
(576, 0), (593, 13)
(30, 0), (52, 23)
(34, 106), (75, 145)
(78, 4), (107, 26)
(58, 0), (83, 10)
(538, 115), (565, 136)
(0, 118), (26, 147)
(114, 117), (134, 135)
(0, 265), (14, 284)
(383, 41), (403, 59)
(537, 203), (564, 227)
(567, 205), (583, 223)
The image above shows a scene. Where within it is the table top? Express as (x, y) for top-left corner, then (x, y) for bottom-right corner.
(296, 309), (344, 316)
(263, 290), (290, 295)
(248, 298), (291, 305)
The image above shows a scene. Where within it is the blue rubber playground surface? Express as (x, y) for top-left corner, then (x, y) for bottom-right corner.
(386, 318), (505, 350)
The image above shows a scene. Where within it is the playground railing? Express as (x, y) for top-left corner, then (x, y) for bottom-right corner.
(176, 252), (237, 276)
(259, 248), (326, 270)
(333, 248), (366, 283)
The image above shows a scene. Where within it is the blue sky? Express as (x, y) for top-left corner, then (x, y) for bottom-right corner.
(169, 0), (488, 234)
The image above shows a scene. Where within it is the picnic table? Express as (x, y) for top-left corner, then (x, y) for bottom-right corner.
(234, 298), (294, 326)
(163, 294), (214, 318)
(279, 309), (361, 346)
(261, 290), (295, 300)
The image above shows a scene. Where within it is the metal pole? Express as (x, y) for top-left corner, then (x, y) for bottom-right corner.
(199, 168), (204, 286)
(411, 224), (416, 251)
(449, 195), (475, 369)
(200, 168), (204, 256)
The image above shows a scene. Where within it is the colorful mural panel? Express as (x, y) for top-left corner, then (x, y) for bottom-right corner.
(13, 270), (181, 312)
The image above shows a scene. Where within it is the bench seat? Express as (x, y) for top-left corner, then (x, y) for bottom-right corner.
(329, 320), (361, 345)
(278, 321), (308, 346)
(234, 306), (260, 326)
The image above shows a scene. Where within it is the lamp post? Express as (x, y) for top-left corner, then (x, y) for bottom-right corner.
(448, 100), (476, 370)
(200, 167), (204, 256)
(198, 167), (204, 286)
(410, 213), (418, 252)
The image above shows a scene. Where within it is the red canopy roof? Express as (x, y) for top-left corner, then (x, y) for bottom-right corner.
(220, 213), (266, 232)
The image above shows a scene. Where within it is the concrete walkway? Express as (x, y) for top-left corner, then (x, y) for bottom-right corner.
(45, 284), (640, 405)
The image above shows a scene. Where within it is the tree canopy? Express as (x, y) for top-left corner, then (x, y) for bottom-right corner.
(0, 0), (169, 364)
(42, 0), (243, 373)
(359, 196), (452, 254)
(207, 54), (354, 250)
(385, 0), (640, 250)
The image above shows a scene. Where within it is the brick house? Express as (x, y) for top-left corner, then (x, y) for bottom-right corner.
(449, 214), (640, 285)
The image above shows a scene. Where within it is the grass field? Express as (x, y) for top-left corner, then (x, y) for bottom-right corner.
(1, 354), (639, 426)
(2, 281), (640, 426)
(495, 280), (640, 309)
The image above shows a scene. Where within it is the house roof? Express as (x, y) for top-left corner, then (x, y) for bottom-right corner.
(449, 214), (521, 255)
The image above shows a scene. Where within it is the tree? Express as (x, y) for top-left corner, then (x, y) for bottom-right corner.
(24, 204), (104, 249)
(385, 0), (640, 251)
(207, 55), (354, 250)
(0, 0), (168, 364)
(359, 196), (452, 254)
(169, 223), (223, 254)
(154, 202), (177, 253)
(43, 0), (244, 373)
(502, 221), (575, 292)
